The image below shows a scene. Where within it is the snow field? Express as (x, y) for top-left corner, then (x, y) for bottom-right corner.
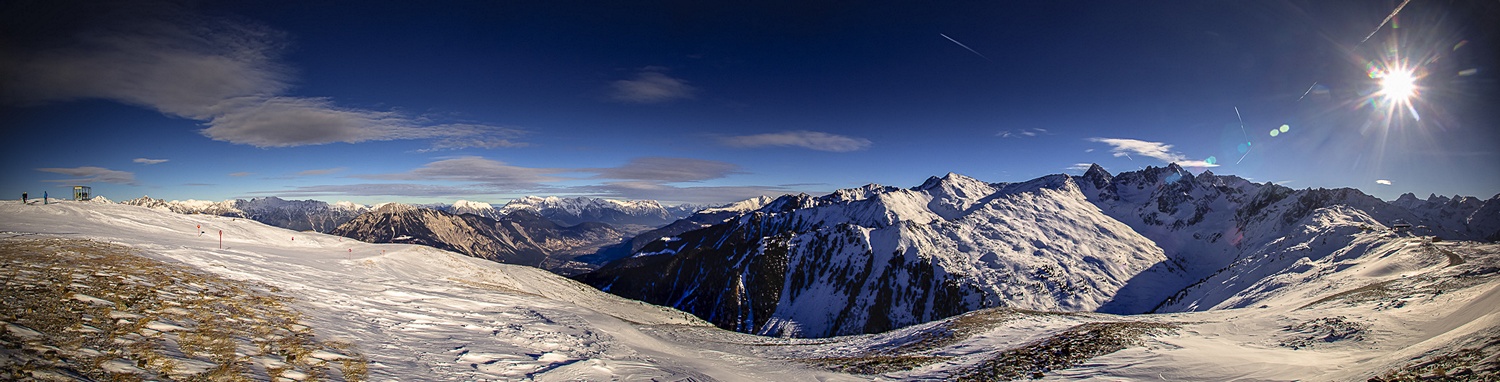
(5, 198), (1499, 380)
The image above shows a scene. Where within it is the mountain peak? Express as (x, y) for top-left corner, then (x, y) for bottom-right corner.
(1083, 163), (1112, 180)
(452, 200), (494, 210)
(373, 202), (417, 213)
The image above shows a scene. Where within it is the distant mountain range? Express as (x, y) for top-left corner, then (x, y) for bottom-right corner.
(119, 195), (708, 234)
(118, 195), (720, 274)
(120, 196), (369, 232)
(330, 203), (624, 275)
(578, 164), (1500, 337)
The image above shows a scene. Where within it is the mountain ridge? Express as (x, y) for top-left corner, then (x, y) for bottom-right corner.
(580, 163), (1500, 337)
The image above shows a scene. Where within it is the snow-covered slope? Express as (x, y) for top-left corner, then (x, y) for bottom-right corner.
(1075, 163), (1500, 313)
(698, 195), (776, 215)
(0, 200), (867, 381)
(581, 173), (1167, 337)
(5, 198), (1498, 381)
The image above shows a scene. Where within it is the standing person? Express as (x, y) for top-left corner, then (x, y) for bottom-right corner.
(21, 192), (26, 204)
(43, 191), (48, 205)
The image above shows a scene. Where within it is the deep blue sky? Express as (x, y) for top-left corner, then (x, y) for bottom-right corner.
(3, 1), (1497, 205)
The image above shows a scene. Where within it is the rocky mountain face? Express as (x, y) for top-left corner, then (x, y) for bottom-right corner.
(579, 164), (1500, 338)
(120, 196), (367, 232)
(1391, 192), (1500, 241)
(579, 173), (1166, 337)
(331, 203), (624, 275)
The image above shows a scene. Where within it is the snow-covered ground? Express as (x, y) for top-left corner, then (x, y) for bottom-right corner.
(3, 200), (1497, 380)
(0, 201), (856, 381)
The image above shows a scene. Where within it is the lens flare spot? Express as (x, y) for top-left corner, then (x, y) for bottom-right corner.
(1453, 40), (1468, 51)
(1270, 129), (1280, 137)
(1237, 142), (1249, 153)
(1279, 124), (1290, 133)
(1459, 68), (1478, 77)
(1205, 156), (1217, 165)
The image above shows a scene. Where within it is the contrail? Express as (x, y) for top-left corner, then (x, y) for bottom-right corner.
(940, 33), (990, 61)
(1296, 81), (1318, 101)
(1358, 0), (1411, 46)
(1234, 106), (1247, 138)
(1235, 107), (1253, 165)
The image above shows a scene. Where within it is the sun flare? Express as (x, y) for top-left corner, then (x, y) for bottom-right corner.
(1379, 69), (1417, 102)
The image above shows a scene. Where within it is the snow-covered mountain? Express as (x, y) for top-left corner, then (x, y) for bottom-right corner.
(5, 197), (1498, 380)
(441, 199), (506, 220)
(581, 173), (1166, 337)
(330, 203), (625, 275)
(1392, 192), (1500, 241)
(1074, 163), (1500, 313)
(120, 196), (368, 232)
(581, 165), (1500, 338)
(498, 196), (703, 229)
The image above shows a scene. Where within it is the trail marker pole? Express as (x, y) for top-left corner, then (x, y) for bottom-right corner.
(219, 230), (223, 249)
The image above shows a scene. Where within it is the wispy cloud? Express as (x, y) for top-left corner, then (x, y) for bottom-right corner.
(296, 167), (346, 176)
(421, 125), (531, 152)
(1376, 179), (1393, 185)
(133, 158), (168, 165)
(591, 157), (740, 182)
(721, 130), (872, 152)
(357, 156), (564, 190)
(609, 67), (696, 104)
(249, 183), (500, 198)
(37, 166), (138, 185)
(251, 155), (786, 203)
(0, 5), (523, 149)
(228, 172), (252, 177)
(997, 128), (1048, 138)
(1088, 137), (1218, 167)
(1065, 163), (1094, 172)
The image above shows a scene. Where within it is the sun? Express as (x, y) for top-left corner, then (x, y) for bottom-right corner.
(1379, 68), (1417, 102)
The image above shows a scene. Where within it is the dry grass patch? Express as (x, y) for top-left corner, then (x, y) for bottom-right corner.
(797, 308), (1085, 375)
(956, 321), (1178, 381)
(0, 238), (367, 381)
